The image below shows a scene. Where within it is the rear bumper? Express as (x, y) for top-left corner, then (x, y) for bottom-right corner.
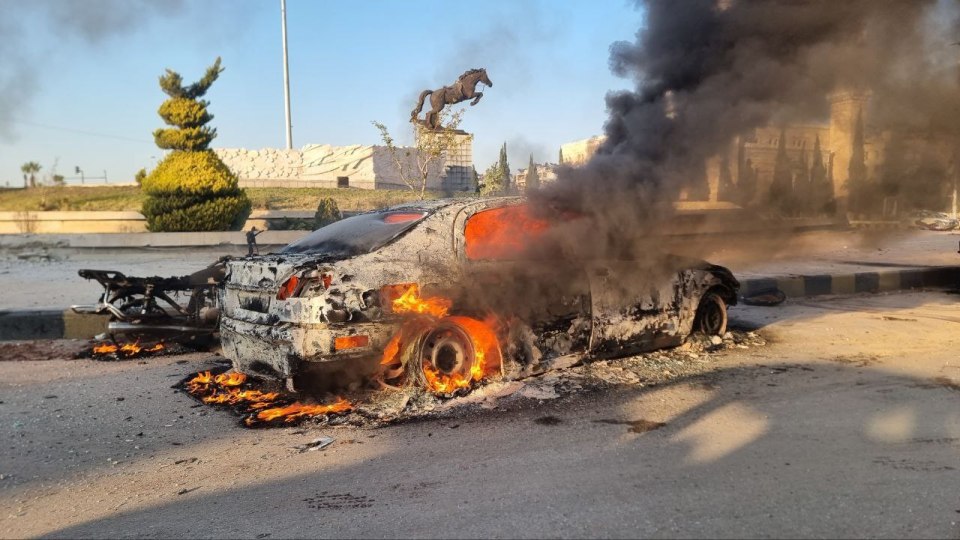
(220, 316), (398, 380)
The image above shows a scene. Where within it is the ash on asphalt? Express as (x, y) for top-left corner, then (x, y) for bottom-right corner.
(177, 328), (768, 429)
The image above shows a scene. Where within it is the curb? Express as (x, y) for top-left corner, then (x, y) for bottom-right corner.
(2, 265), (959, 342)
(739, 265), (960, 299)
(0, 310), (109, 341)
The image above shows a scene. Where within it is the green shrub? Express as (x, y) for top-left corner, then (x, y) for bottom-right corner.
(314, 197), (341, 228)
(140, 57), (249, 232)
(157, 97), (213, 127)
(141, 150), (250, 231)
(143, 193), (250, 232)
(153, 127), (217, 152)
(141, 151), (238, 195)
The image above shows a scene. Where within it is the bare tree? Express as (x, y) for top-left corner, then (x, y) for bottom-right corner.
(372, 108), (466, 199)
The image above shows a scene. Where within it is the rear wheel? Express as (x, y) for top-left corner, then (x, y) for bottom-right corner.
(417, 322), (477, 384)
(694, 292), (727, 336)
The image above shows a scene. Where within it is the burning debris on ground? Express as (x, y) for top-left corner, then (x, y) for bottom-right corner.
(77, 340), (172, 361)
(180, 369), (352, 428)
(182, 328), (766, 429)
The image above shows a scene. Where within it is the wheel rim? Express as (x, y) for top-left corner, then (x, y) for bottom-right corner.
(420, 324), (476, 380)
(698, 295), (726, 335)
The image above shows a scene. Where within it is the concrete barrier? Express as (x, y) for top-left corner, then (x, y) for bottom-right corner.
(0, 211), (147, 234)
(739, 266), (960, 299)
(0, 310), (109, 340)
(0, 230), (309, 248)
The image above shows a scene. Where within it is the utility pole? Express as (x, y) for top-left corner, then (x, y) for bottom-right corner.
(281, 0), (293, 150)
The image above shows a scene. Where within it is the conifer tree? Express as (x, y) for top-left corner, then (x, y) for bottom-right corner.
(768, 127), (794, 214)
(794, 142), (811, 214)
(480, 161), (505, 196)
(525, 154), (540, 192)
(717, 155), (734, 202)
(847, 108), (870, 214)
(809, 135), (831, 215)
(498, 143), (512, 194)
(140, 57), (250, 231)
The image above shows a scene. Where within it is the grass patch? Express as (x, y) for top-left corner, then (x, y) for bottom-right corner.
(0, 186), (463, 212)
(0, 186), (145, 211)
(245, 187), (445, 212)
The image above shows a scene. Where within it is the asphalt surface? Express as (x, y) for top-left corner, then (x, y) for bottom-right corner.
(1, 291), (959, 538)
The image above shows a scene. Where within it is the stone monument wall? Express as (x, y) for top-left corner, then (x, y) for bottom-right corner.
(215, 136), (476, 191)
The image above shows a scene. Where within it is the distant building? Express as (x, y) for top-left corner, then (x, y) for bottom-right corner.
(515, 163), (558, 192)
(559, 136), (605, 167)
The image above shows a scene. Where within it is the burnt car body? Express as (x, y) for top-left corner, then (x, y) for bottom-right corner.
(71, 258), (227, 347)
(220, 198), (739, 389)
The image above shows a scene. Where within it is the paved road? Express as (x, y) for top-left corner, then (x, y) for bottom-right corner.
(1, 291), (959, 538)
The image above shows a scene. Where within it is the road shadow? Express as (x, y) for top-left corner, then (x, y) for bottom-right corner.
(729, 289), (960, 332)
(40, 359), (960, 539)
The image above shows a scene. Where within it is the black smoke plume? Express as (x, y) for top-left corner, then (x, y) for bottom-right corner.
(534, 0), (960, 264)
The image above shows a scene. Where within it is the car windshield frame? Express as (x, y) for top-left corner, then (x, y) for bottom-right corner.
(279, 209), (431, 257)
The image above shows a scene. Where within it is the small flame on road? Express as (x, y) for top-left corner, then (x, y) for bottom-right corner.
(90, 340), (165, 359)
(244, 398), (352, 427)
(185, 370), (352, 427)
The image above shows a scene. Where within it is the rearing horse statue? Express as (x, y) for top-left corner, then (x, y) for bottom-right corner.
(410, 68), (493, 130)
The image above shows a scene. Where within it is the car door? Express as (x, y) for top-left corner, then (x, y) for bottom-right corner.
(587, 262), (685, 356)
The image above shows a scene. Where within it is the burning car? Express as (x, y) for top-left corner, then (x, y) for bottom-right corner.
(220, 198), (739, 393)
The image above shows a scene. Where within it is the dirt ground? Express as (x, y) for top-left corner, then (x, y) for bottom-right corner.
(1, 291), (958, 538)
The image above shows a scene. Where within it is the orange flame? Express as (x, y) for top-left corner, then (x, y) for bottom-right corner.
(380, 332), (403, 366)
(202, 389), (280, 405)
(91, 340), (166, 358)
(214, 371), (247, 387)
(464, 204), (550, 260)
(93, 343), (119, 354)
(391, 284), (452, 318)
(421, 315), (501, 394)
(120, 342), (142, 355)
(184, 370), (352, 427)
(245, 397), (352, 426)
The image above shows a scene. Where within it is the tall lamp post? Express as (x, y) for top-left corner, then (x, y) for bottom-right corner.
(281, 0), (293, 150)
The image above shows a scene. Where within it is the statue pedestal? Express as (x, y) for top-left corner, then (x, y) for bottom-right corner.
(414, 130), (475, 192)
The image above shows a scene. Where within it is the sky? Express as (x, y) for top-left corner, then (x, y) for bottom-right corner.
(0, 0), (643, 186)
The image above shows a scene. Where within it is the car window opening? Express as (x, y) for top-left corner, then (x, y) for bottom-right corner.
(465, 205), (551, 260)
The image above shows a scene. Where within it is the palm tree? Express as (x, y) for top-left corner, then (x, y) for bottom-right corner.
(20, 162), (41, 188)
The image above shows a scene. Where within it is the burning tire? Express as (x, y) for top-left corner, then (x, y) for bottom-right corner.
(417, 321), (478, 385)
(694, 292), (727, 336)
(380, 315), (503, 394)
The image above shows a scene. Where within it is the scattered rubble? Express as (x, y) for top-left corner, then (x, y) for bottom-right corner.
(296, 436), (336, 452)
(181, 328), (767, 428)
